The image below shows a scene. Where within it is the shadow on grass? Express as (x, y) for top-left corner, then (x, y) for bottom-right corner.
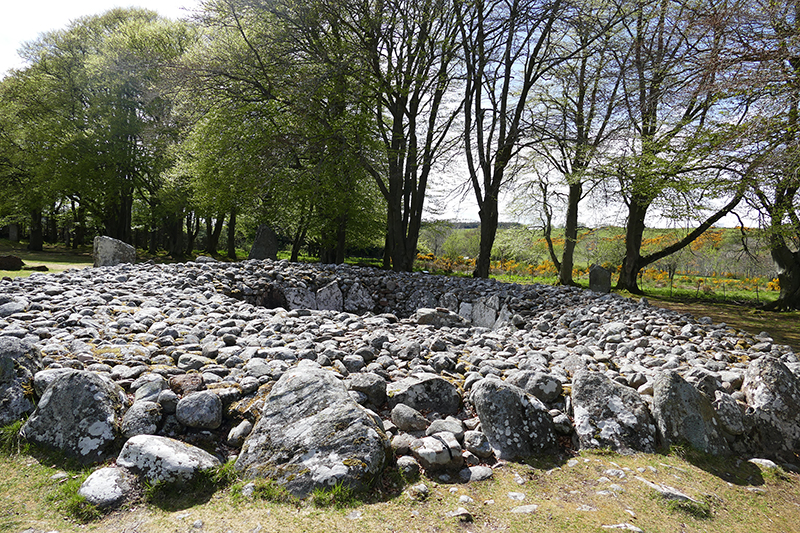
(668, 445), (765, 487)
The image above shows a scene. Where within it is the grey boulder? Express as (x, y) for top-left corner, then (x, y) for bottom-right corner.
(741, 356), (800, 457)
(93, 235), (136, 267)
(78, 466), (136, 508)
(235, 362), (389, 497)
(175, 390), (223, 429)
(470, 378), (557, 460)
(117, 434), (221, 484)
(571, 370), (657, 453)
(0, 337), (41, 426)
(386, 373), (461, 415)
(21, 370), (129, 464)
(652, 371), (729, 455)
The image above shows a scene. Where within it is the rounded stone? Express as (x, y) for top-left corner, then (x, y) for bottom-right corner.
(175, 391), (223, 429)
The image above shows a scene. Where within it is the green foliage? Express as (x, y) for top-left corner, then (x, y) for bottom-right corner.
(0, 420), (28, 455)
(242, 478), (299, 505)
(46, 471), (102, 523)
(310, 481), (360, 509)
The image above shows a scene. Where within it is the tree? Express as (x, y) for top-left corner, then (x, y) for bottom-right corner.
(523, 3), (626, 285)
(727, 0), (800, 310)
(180, 0), (385, 262)
(1, 9), (196, 247)
(459, 0), (596, 278)
(612, 0), (750, 293)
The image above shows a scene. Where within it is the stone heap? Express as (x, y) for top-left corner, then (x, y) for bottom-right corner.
(0, 258), (798, 508)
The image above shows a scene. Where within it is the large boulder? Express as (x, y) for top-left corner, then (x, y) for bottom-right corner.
(117, 435), (221, 484)
(248, 224), (278, 260)
(0, 255), (24, 271)
(235, 362), (389, 498)
(571, 370), (657, 453)
(386, 373), (461, 416)
(651, 371), (729, 455)
(470, 378), (557, 460)
(741, 356), (800, 457)
(0, 337), (41, 426)
(21, 370), (129, 464)
(93, 236), (136, 267)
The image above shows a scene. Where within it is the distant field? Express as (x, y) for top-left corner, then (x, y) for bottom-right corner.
(0, 240), (93, 278)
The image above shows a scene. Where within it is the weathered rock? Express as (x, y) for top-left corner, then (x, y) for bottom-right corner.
(415, 308), (469, 328)
(235, 362), (389, 497)
(20, 370), (128, 464)
(316, 281), (343, 311)
(227, 419), (254, 448)
(117, 434), (221, 484)
(470, 378), (557, 460)
(410, 432), (463, 471)
(121, 401), (162, 438)
(741, 356), (800, 457)
(78, 466), (136, 508)
(93, 236), (136, 267)
(391, 403), (429, 432)
(505, 371), (563, 403)
(0, 337), (41, 426)
(0, 255), (23, 271)
(32, 368), (77, 397)
(175, 391), (223, 429)
(652, 371), (729, 455)
(347, 372), (387, 406)
(589, 264), (612, 294)
(248, 225), (278, 261)
(572, 370), (657, 453)
(386, 373), (461, 415)
(463, 430), (493, 459)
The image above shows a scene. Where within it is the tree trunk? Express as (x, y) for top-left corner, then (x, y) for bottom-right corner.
(206, 214), (225, 255)
(28, 209), (43, 251)
(764, 241), (800, 311)
(473, 194), (499, 278)
(335, 214), (347, 265)
(227, 207), (237, 260)
(559, 182), (582, 285)
(185, 213), (200, 256)
(616, 195), (649, 293)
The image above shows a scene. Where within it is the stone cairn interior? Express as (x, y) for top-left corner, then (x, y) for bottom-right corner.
(1, 257), (798, 509)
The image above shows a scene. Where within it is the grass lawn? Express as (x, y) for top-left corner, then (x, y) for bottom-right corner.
(1, 445), (799, 533)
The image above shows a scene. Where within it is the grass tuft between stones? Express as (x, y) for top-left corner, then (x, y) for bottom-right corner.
(311, 481), (361, 509)
(0, 420), (28, 455)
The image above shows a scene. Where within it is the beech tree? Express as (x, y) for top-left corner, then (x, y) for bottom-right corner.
(458, 0), (615, 278)
(726, 0), (800, 310)
(612, 0), (751, 293)
(523, 3), (626, 285)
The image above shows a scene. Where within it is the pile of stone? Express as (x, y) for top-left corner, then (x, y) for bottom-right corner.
(0, 257), (798, 509)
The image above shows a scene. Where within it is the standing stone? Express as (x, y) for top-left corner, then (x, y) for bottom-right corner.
(470, 378), (557, 460)
(651, 371), (729, 455)
(589, 264), (612, 294)
(316, 281), (344, 311)
(93, 236), (136, 267)
(344, 283), (374, 313)
(248, 225), (278, 260)
(571, 370), (656, 453)
(235, 362), (389, 498)
(20, 371), (129, 464)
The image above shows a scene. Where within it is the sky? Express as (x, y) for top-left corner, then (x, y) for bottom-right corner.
(0, 0), (199, 77)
